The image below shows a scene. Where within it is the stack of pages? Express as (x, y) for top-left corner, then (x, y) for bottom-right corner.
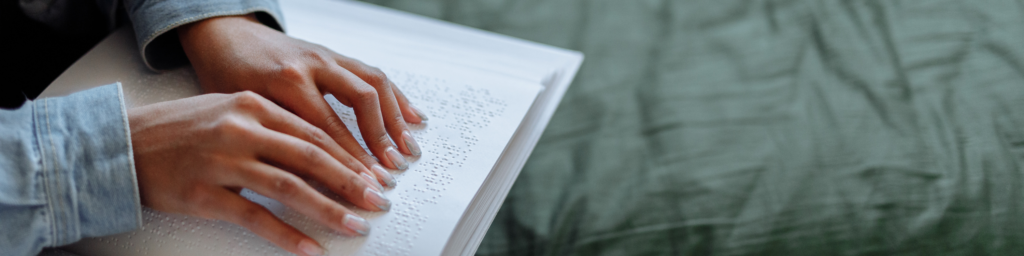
(40, 0), (583, 255)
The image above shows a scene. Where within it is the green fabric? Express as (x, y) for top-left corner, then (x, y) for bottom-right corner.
(361, 0), (1024, 255)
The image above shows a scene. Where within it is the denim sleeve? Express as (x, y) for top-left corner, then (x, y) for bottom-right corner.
(0, 83), (141, 256)
(121, 0), (284, 71)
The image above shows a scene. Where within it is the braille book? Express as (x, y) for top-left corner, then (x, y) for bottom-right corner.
(40, 0), (583, 255)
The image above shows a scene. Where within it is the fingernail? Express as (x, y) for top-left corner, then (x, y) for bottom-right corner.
(298, 239), (324, 256)
(412, 107), (429, 121)
(386, 147), (408, 170)
(343, 214), (371, 236)
(360, 172), (383, 192)
(364, 187), (391, 211)
(371, 164), (397, 188)
(402, 131), (422, 157)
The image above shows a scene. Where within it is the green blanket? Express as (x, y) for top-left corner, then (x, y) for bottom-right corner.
(363, 0), (1024, 255)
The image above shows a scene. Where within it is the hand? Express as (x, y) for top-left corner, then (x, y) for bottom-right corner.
(129, 92), (392, 256)
(177, 14), (426, 180)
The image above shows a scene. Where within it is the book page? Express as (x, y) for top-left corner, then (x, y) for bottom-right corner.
(66, 68), (541, 256)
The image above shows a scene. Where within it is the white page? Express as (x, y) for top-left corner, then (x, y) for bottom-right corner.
(67, 67), (541, 256)
(279, 0), (565, 86)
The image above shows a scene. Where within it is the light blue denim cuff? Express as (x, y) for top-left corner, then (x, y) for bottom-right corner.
(37, 82), (141, 244)
(32, 83), (140, 248)
(123, 0), (284, 71)
(0, 83), (140, 255)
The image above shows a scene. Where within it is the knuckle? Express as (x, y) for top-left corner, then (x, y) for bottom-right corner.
(390, 115), (406, 127)
(306, 126), (332, 147)
(213, 116), (251, 138)
(373, 134), (392, 148)
(232, 91), (267, 111)
(272, 174), (306, 200)
(300, 144), (326, 166)
(303, 48), (333, 67)
(362, 68), (389, 87)
(348, 175), (365, 191)
(274, 62), (308, 85)
(238, 204), (265, 227)
(354, 87), (379, 103)
(311, 43), (331, 52)
(323, 116), (348, 134)
(235, 90), (261, 100)
(294, 45), (333, 68)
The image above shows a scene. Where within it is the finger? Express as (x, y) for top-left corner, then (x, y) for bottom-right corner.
(315, 66), (410, 170)
(344, 65), (418, 157)
(390, 84), (427, 123)
(274, 87), (382, 171)
(223, 162), (377, 239)
(237, 92), (378, 185)
(334, 55), (425, 124)
(244, 127), (390, 212)
(255, 99), (397, 189)
(204, 188), (326, 256)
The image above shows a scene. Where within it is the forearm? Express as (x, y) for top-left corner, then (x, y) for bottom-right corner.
(0, 84), (141, 256)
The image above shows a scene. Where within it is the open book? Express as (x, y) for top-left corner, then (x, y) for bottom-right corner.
(40, 0), (582, 255)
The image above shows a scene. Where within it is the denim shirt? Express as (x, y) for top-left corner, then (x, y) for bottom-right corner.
(5, 1), (284, 255)
(0, 84), (137, 256)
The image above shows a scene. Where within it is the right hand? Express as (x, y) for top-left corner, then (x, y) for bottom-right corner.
(128, 92), (390, 256)
(177, 14), (425, 174)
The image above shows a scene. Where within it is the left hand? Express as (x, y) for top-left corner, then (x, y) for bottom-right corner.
(129, 92), (387, 255)
(177, 14), (425, 182)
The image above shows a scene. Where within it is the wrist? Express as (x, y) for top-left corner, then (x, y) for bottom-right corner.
(177, 14), (260, 51)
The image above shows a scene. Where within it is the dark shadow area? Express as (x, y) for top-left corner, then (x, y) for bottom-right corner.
(1, 2), (107, 109)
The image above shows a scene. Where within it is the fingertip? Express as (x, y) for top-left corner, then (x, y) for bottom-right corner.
(363, 187), (391, 212)
(371, 164), (397, 188)
(384, 147), (408, 170)
(360, 172), (384, 192)
(401, 131), (421, 157)
(401, 105), (426, 124)
(343, 214), (371, 236)
(411, 106), (428, 122)
(298, 239), (324, 256)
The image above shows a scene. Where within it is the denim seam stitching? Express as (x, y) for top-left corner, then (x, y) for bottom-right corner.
(43, 98), (66, 245)
(34, 100), (57, 247)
